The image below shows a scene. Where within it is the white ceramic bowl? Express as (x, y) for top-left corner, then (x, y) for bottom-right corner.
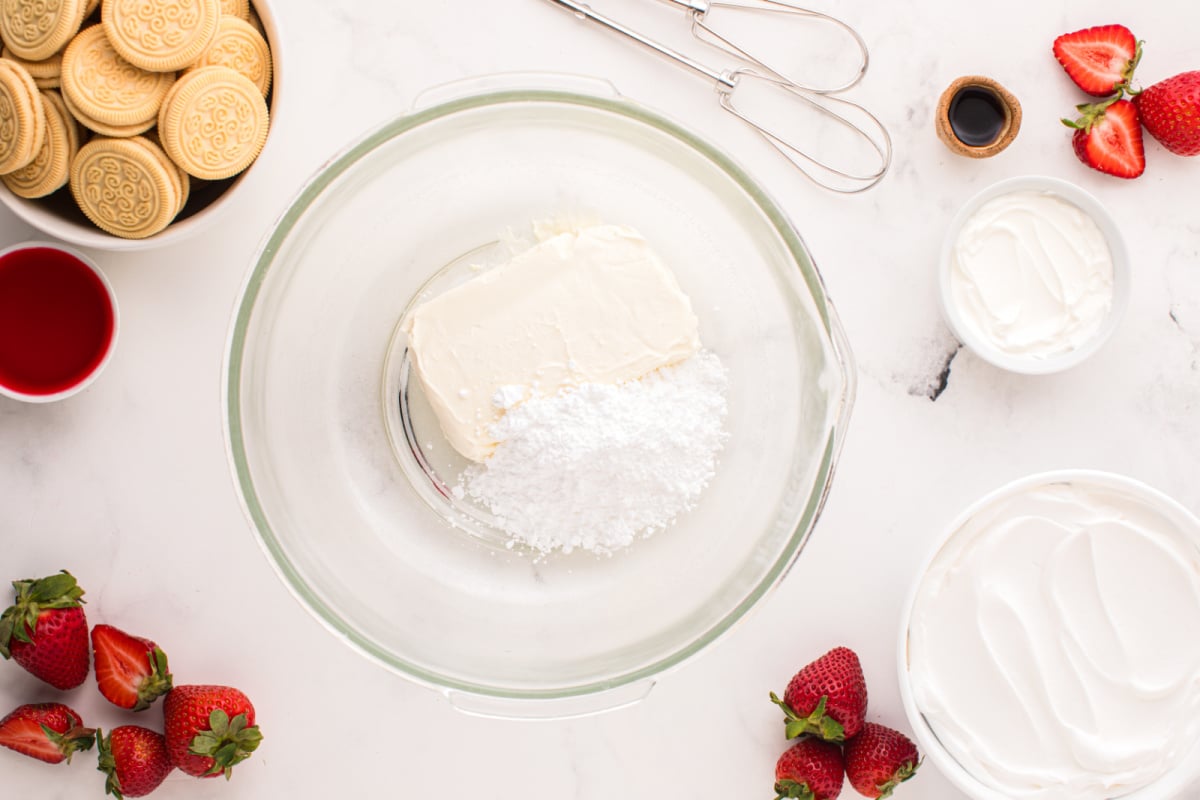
(898, 470), (1200, 799)
(0, 0), (283, 251)
(938, 176), (1130, 374)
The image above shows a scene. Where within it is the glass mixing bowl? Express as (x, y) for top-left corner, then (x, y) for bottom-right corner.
(224, 74), (855, 717)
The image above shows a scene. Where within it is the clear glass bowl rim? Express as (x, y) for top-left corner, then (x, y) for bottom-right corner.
(223, 83), (857, 702)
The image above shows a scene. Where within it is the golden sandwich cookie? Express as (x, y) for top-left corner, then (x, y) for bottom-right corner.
(158, 65), (268, 180)
(61, 25), (174, 127)
(59, 81), (154, 136)
(70, 135), (180, 238)
(101, 0), (221, 72)
(141, 129), (189, 215)
(0, 0), (86, 61)
(2, 88), (77, 197)
(185, 15), (270, 97)
(1, 48), (63, 90)
(0, 57), (47, 173)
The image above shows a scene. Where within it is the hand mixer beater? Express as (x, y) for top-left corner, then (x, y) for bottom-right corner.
(543, 0), (891, 193)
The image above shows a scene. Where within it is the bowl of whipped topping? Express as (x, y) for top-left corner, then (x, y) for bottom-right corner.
(899, 470), (1200, 799)
(224, 74), (854, 715)
(938, 176), (1130, 374)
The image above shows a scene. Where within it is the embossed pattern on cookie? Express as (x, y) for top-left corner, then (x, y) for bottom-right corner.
(62, 25), (174, 126)
(158, 64), (267, 180)
(102, 0), (221, 72)
(2, 89), (73, 197)
(186, 15), (269, 96)
(0, 57), (47, 172)
(70, 135), (177, 238)
(0, 0), (85, 61)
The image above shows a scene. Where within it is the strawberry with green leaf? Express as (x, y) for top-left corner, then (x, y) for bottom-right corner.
(0, 570), (90, 690)
(0, 702), (95, 764)
(774, 738), (845, 800)
(97, 726), (174, 798)
(163, 685), (262, 779)
(844, 722), (921, 799)
(1053, 25), (1142, 97)
(770, 647), (868, 742)
(92, 624), (173, 711)
(1064, 97), (1146, 178)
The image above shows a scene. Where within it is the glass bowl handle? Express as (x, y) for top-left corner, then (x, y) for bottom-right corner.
(412, 72), (622, 112)
(444, 680), (655, 720)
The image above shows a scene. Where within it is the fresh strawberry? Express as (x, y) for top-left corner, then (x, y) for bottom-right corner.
(1052, 24), (1141, 96)
(1134, 71), (1200, 156)
(1064, 97), (1146, 178)
(774, 738), (845, 800)
(0, 702), (95, 764)
(0, 570), (90, 689)
(162, 685), (262, 779)
(770, 647), (868, 741)
(97, 726), (173, 799)
(92, 624), (173, 711)
(843, 723), (921, 799)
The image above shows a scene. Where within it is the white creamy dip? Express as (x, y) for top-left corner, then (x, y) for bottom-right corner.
(908, 478), (1200, 799)
(403, 224), (700, 462)
(950, 190), (1114, 358)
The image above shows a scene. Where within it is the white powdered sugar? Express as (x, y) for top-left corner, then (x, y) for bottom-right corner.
(462, 351), (728, 555)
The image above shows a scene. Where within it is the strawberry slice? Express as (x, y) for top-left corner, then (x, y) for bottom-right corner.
(91, 624), (173, 712)
(1053, 25), (1141, 97)
(0, 703), (95, 764)
(1064, 97), (1145, 178)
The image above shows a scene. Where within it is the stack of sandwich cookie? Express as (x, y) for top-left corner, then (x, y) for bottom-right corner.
(0, 58), (46, 173)
(0, 0), (272, 239)
(2, 89), (79, 198)
(0, 47), (63, 89)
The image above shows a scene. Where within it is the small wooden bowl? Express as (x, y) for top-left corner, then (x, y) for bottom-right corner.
(935, 76), (1021, 158)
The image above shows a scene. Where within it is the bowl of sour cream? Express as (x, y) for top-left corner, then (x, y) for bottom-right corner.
(938, 176), (1130, 373)
(899, 470), (1200, 800)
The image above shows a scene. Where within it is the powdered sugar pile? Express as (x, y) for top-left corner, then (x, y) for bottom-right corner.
(461, 351), (728, 555)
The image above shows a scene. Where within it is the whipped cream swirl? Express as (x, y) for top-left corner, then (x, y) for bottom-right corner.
(908, 478), (1200, 799)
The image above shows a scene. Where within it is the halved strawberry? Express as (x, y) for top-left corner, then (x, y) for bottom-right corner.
(92, 624), (173, 712)
(1053, 25), (1141, 97)
(0, 703), (95, 764)
(1064, 97), (1145, 178)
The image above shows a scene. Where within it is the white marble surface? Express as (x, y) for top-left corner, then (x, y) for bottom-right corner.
(3, 0), (1200, 797)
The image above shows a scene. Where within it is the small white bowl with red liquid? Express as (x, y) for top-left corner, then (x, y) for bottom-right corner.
(0, 242), (118, 403)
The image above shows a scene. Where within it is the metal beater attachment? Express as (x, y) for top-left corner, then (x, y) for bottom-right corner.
(543, 0), (891, 194)
(656, 0), (870, 94)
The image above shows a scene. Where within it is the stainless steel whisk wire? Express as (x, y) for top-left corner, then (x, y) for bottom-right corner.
(657, 0), (871, 94)
(544, 0), (892, 194)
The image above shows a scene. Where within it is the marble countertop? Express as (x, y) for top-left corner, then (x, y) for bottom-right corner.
(4, 0), (1200, 797)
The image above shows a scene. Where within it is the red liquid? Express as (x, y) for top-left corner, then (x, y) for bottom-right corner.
(0, 246), (115, 397)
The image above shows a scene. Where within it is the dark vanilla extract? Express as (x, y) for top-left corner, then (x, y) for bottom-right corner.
(948, 86), (1007, 147)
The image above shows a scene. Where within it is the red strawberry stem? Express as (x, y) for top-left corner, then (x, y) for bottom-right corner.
(190, 709), (263, 780)
(0, 571), (85, 658)
(769, 693), (846, 742)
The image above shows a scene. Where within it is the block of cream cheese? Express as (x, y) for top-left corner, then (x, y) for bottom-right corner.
(403, 224), (701, 462)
